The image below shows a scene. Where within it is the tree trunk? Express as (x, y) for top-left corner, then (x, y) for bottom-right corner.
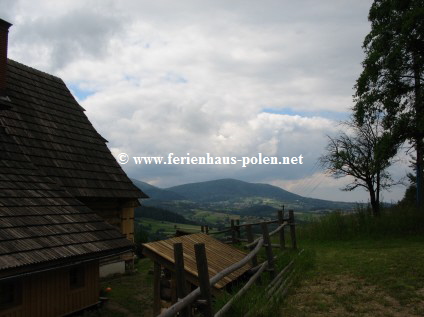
(368, 181), (379, 217)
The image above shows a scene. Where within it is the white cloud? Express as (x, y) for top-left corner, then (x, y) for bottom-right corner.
(5, 0), (409, 202)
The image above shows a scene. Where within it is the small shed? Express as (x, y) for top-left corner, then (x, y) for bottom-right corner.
(143, 233), (252, 313)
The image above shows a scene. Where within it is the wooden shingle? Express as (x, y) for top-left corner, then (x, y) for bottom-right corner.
(0, 59), (148, 279)
(143, 233), (251, 289)
(2, 59), (147, 199)
(0, 130), (134, 278)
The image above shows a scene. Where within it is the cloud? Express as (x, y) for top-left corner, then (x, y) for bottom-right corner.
(9, 0), (128, 71)
(5, 0), (409, 202)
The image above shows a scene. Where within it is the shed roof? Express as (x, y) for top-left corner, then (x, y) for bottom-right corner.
(1, 59), (147, 199)
(0, 128), (134, 279)
(142, 233), (251, 289)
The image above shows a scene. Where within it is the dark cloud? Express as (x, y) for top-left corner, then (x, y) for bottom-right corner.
(11, 5), (129, 70)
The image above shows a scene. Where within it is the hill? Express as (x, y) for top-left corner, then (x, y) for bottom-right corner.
(167, 178), (302, 202)
(132, 178), (357, 217)
(131, 178), (186, 201)
(166, 178), (356, 211)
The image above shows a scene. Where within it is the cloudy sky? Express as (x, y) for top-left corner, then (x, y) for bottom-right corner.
(2, 0), (411, 202)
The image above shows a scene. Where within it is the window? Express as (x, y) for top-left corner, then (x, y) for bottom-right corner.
(69, 266), (85, 290)
(0, 280), (22, 310)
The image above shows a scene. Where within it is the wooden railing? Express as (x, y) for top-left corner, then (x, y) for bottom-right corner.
(156, 209), (298, 317)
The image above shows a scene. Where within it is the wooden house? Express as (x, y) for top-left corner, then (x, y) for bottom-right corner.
(0, 18), (147, 317)
(0, 19), (147, 277)
(0, 132), (134, 317)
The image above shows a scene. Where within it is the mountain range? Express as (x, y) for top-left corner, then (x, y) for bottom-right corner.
(132, 178), (357, 216)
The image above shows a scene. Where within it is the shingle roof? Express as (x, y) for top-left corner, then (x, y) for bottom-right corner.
(0, 58), (146, 278)
(143, 233), (251, 289)
(1, 59), (147, 199)
(0, 129), (133, 278)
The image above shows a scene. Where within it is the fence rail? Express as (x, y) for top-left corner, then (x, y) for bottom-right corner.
(156, 209), (298, 317)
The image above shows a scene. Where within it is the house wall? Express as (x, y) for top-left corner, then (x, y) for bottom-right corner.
(78, 198), (137, 276)
(99, 261), (125, 278)
(0, 261), (99, 317)
(80, 199), (137, 242)
(121, 206), (135, 242)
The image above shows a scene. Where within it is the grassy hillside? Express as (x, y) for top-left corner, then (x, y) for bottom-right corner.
(281, 237), (424, 316)
(86, 204), (424, 317)
(280, 206), (424, 316)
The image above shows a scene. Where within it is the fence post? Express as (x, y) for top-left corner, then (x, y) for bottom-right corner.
(194, 243), (213, 317)
(231, 219), (236, 244)
(261, 223), (275, 279)
(153, 261), (161, 316)
(245, 225), (258, 267)
(289, 210), (297, 250)
(205, 225), (209, 234)
(278, 209), (285, 250)
(201, 225), (204, 233)
(235, 219), (241, 240)
(174, 243), (190, 317)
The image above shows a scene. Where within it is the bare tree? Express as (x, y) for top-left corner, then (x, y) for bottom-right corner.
(320, 117), (398, 216)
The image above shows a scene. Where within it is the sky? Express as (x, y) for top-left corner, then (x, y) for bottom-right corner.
(1, 0), (412, 202)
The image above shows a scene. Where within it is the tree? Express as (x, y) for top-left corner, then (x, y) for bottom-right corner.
(320, 118), (398, 216)
(398, 156), (420, 205)
(354, 0), (424, 206)
(134, 223), (149, 257)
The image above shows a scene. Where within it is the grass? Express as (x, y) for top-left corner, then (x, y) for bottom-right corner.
(298, 205), (424, 241)
(280, 205), (424, 316)
(78, 259), (154, 317)
(189, 210), (239, 225)
(212, 248), (315, 317)
(281, 237), (424, 316)
(140, 218), (203, 236)
(80, 205), (424, 317)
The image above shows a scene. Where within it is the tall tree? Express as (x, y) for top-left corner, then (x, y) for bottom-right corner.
(354, 0), (424, 206)
(320, 118), (397, 216)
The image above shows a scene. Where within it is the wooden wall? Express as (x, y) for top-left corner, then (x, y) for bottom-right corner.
(121, 207), (135, 242)
(0, 261), (99, 317)
(80, 198), (137, 242)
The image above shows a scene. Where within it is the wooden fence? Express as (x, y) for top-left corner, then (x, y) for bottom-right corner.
(155, 209), (298, 317)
